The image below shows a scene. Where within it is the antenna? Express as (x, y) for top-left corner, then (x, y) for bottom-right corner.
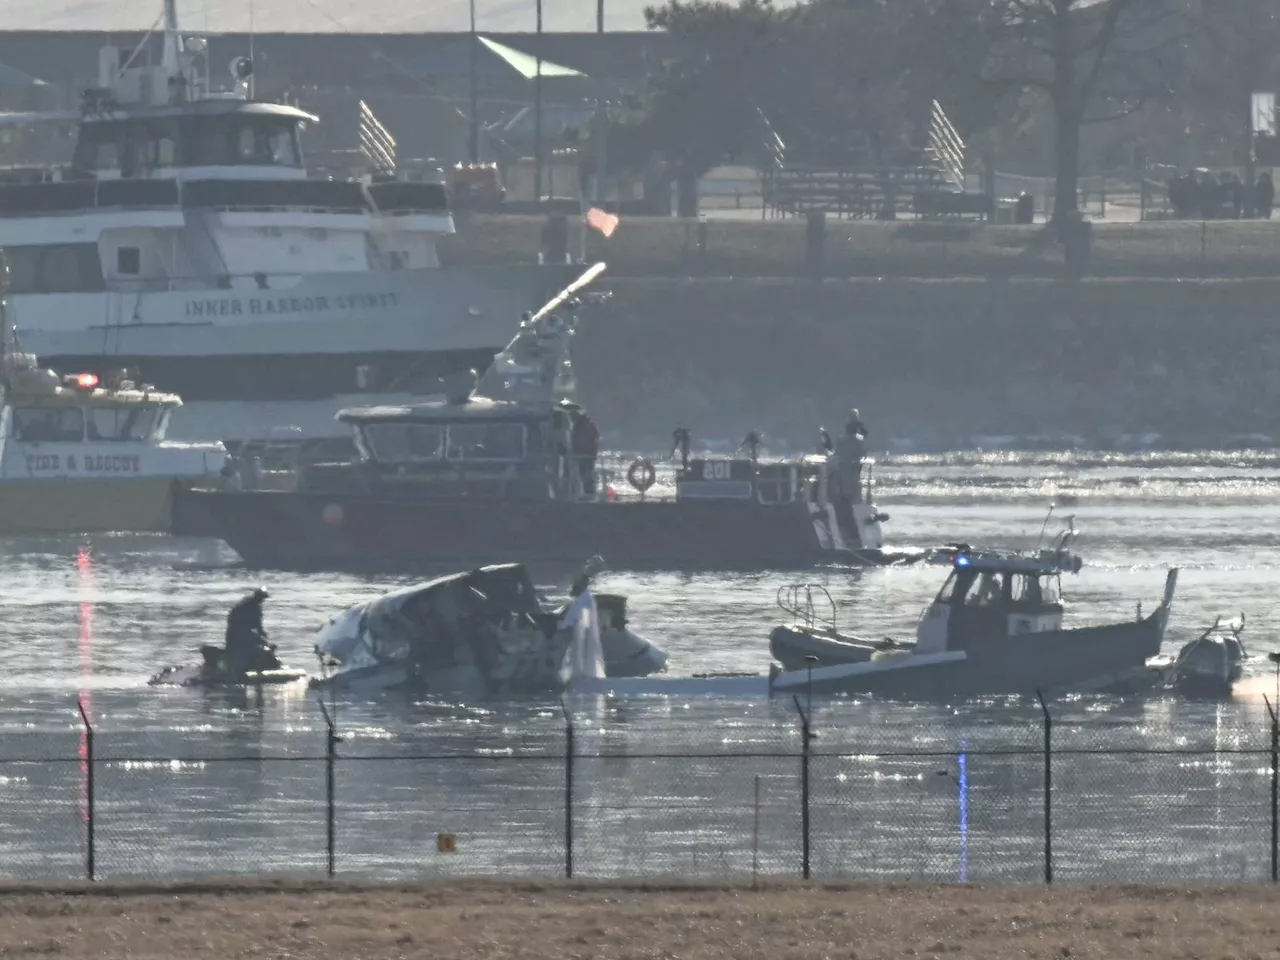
(1034, 503), (1055, 552)
(162, 0), (184, 75)
(248, 0), (256, 99)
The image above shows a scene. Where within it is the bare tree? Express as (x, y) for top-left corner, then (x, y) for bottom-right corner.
(984, 0), (1180, 223)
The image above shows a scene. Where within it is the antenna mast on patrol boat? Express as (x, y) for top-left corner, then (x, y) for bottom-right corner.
(162, 0), (186, 90)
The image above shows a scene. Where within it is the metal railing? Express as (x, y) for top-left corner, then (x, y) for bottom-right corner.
(358, 100), (397, 175)
(5, 694), (1279, 883)
(928, 99), (966, 191)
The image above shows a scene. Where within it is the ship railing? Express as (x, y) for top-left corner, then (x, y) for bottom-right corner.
(777, 583), (838, 633)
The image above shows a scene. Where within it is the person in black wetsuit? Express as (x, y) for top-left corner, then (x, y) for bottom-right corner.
(225, 587), (277, 677)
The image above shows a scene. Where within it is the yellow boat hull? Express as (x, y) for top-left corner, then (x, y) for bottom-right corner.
(0, 478), (178, 534)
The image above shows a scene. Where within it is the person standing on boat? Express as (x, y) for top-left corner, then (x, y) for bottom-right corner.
(225, 587), (276, 678)
(829, 410), (868, 542)
(570, 409), (600, 497)
(834, 410), (868, 504)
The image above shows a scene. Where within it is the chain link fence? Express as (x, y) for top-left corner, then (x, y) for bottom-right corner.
(4, 698), (1280, 883)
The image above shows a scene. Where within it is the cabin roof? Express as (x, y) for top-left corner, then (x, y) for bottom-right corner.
(929, 546), (1081, 576)
(7, 386), (183, 409)
(81, 99), (319, 125)
(338, 396), (551, 424)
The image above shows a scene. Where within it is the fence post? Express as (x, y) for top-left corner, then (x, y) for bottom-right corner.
(1266, 695), (1278, 882)
(561, 699), (574, 879)
(317, 699), (341, 878)
(1036, 690), (1052, 884)
(793, 694), (812, 880)
(76, 699), (94, 882)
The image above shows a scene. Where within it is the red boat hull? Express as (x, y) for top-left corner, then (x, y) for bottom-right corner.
(173, 488), (891, 571)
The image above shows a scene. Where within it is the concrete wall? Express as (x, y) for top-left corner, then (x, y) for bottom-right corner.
(575, 278), (1280, 450)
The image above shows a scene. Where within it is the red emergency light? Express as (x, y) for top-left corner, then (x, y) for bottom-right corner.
(74, 373), (99, 389)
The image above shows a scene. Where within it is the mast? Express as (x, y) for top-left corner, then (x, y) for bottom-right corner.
(162, 0), (187, 101)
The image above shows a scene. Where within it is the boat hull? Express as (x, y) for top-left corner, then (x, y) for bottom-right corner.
(772, 616), (1168, 700)
(172, 488), (902, 572)
(0, 477), (183, 534)
(769, 623), (895, 671)
(20, 265), (576, 445)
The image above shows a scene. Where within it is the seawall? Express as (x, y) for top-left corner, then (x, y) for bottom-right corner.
(575, 278), (1280, 450)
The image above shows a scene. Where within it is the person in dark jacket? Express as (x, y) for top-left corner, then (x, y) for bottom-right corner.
(1257, 172), (1275, 221)
(225, 587), (277, 677)
(570, 410), (600, 496)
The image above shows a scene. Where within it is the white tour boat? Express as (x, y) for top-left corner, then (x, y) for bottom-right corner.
(0, 0), (568, 453)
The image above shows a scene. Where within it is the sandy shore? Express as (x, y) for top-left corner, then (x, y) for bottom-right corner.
(0, 879), (1273, 959)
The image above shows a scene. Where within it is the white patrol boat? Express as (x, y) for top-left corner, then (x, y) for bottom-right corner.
(0, 345), (225, 534)
(765, 520), (1179, 699)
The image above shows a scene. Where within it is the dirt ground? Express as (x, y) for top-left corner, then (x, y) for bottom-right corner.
(0, 880), (1277, 959)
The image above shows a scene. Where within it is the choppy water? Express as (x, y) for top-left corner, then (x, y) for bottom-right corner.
(3, 449), (1280, 882)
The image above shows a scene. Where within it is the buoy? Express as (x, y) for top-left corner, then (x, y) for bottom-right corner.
(626, 458), (656, 493)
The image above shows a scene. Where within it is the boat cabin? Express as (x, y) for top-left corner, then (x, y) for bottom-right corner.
(303, 396), (578, 499)
(0, 352), (225, 479)
(915, 545), (1082, 654)
(674, 453), (871, 507)
(69, 101), (311, 182)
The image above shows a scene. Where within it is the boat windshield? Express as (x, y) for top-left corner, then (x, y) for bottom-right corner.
(445, 421), (527, 461)
(965, 571), (1006, 607)
(1013, 574), (1060, 606)
(935, 568), (977, 604)
(73, 116), (303, 174)
(86, 406), (159, 442)
(359, 419), (531, 464)
(362, 423), (445, 463)
(11, 407), (83, 442)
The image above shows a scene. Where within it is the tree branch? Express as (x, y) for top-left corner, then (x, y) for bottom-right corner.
(1078, 0), (1137, 106)
(1081, 92), (1149, 122)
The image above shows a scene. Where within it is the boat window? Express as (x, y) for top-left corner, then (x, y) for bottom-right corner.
(4, 244), (106, 294)
(446, 421), (527, 461)
(362, 423), (444, 463)
(71, 122), (121, 172)
(935, 569), (975, 604)
(148, 120), (179, 166)
(966, 572), (1005, 607)
(117, 247), (141, 276)
(86, 406), (157, 442)
(269, 127), (299, 166)
(180, 116), (303, 168)
(12, 407), (84, 442)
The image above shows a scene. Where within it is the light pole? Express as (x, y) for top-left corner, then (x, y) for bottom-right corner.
(468, 0), (479, 163)
(594, 0), (606, 210)
(534, 0), (544, 202)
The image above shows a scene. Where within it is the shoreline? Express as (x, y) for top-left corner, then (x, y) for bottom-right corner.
(1, 879), (1273, 958)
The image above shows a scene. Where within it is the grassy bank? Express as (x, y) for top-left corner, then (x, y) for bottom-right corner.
(440, 214), (1280, 279)
(0, 879), (1272, 959)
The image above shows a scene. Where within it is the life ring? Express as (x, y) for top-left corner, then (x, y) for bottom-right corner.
(626, 458), (656, 493)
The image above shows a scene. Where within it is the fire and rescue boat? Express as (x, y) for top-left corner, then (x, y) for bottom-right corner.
(172, 264), (920, 572)
(0, 346), (227, 534)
